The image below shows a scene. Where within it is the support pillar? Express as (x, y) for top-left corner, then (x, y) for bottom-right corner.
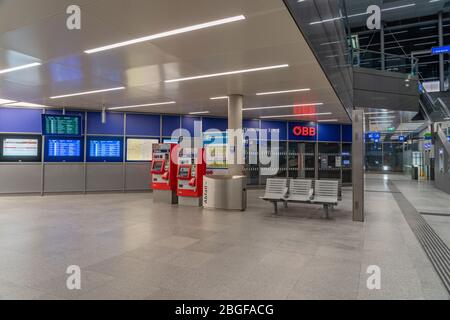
(228, 94), (244, 176)
(439, 11), (445, 92)
(352, 109), (364, 222)
(380, 23), (385, 71)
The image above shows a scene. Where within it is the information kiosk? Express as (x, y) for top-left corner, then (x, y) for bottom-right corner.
(151, 143), (178, 204)
(177, 148), (206, 207)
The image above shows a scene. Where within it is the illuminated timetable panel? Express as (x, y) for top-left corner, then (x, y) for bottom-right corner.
(3, 138), (38, 156)
(89, 140), (121, 158)
(43, 115), (81, 136)
(48, 139), (81, 157)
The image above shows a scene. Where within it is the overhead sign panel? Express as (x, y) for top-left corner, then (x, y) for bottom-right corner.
(432, 45), (450, 55)
(42, 115), (81, 136)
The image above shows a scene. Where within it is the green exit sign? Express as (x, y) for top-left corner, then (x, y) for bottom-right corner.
(387, 127), (395, 132)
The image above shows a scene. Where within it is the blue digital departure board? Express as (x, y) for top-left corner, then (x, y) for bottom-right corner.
(44, 137), (83, 162)
(86, 137), (123, 162)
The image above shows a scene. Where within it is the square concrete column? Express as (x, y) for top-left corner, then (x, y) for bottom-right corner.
(228, 94), (244, 176)
(352, 109), (364, 222)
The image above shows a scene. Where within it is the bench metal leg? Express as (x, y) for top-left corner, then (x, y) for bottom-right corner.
(273, 201), (278, 215)
(284, 201), (288, 209)
(323, 204), (330, 219)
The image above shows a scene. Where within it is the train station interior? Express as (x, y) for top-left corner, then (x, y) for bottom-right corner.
(0, 0), (450, 300)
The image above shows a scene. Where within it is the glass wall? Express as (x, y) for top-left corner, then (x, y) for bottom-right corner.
(244, 140), (352, 187)
(318, 143), (341, 180)
(365, 142), (405, 172)
(288, 142), (316, 179)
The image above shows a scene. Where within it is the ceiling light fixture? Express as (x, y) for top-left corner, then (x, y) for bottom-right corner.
(0, 99), (17, 105)
(189, 111), (210, 115)
(260, 112), (332, 119)
(243, 102), (323, 111)
(108, 101), (176, 110)
(3, 101), (50, 108)
(256, 88), (311, 96)
(310, 3), (416, 25)
(165, 64), (289, 83)
(210, 96), (229, 100)
(368, 116), (396, 120)
(50, 87), (125, 99)
(364, 111), (396, 115)
(0, 62), (41, 74)
(85, 15), (246, 54)
(318, 119), (339, 122)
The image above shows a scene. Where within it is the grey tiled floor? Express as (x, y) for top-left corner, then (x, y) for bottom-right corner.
(0, 175), (448, 300)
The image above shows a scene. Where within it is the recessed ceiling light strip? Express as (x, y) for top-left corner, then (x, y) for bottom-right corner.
(189, 111), (210, 115)
(50, 87), (125, 99)
(0, 62), (41, 74)
(260, 112), (332, 119)
(243, 102), (323, 111)
(85, 15), (246, 54)
(256, 88), (311, 96)
(210, 96), (229, 100)
(108, 101), (176, 110)
(165, 64), (289, 83)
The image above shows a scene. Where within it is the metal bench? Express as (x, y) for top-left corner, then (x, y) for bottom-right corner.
(261, 178), (340, 218)
(285, 179), (313, 202)
(260, 178), (288, 214)
(311, 180), (339, 219)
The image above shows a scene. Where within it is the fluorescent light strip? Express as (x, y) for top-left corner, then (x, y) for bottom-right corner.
(310, 3), (416, 25)
(165, 64), (289, 83)
(210, 96), (229, 100)
(189, 111), (210, 115)
(50, 87), (125, 99)
(0, 62), (41, 74)
(383, 3), (416, 12)
(4, 101), (50, 108)
(108, 101), (176, 110)
(364, 111), (396, 115)
(243, 102), (323, 111)
(260, 112), (332, 119)
(368, 116), (396, 120)
(85, 15), (246, 54)
(318, 119), (339, 122)
(0, 99), (17, 105)
(256, 88), (311, 96)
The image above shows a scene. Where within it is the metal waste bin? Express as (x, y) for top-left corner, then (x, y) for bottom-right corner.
(203, 175), (247, 211)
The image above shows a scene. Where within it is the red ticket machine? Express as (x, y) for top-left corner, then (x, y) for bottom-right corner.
(151, 143), (178, 204)
(177, 148), (206, 207)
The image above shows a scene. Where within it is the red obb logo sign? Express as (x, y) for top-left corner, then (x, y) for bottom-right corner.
(293, 126), (316, 137)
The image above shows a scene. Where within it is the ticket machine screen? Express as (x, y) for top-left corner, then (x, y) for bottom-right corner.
(152, 160), (164, 173)
(178, 166), (190, 179)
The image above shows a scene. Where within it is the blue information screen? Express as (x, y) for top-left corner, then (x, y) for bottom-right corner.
(48, 139), (81, 157)
(89, 140), (121, 158)
(44, 137), (83, 162)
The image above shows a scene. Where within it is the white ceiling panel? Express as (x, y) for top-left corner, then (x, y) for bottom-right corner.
(0, 0), (350, 123)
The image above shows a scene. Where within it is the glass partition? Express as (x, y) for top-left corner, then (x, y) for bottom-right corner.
(288, 142), (316, 179)
(318, 143), (341, 180)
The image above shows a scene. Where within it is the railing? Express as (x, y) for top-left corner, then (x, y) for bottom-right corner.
(353, 49), (418, 76)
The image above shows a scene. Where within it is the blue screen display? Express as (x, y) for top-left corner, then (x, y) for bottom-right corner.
(89, 140), (121, 157)
(48, 139), (81, 157)
(44, 137), (83, 162)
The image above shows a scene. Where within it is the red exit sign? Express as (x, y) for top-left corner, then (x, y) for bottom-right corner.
(293, 126), (316, 137)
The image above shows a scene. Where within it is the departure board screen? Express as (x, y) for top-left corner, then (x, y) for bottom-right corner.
(44, 137), (83, 162)
(89, 140), (121, 158)
(0, 134), (42, 162)
(3, 138), (39, 156)
(42, 115), (81, 136)
(48, 139), (81, 157)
